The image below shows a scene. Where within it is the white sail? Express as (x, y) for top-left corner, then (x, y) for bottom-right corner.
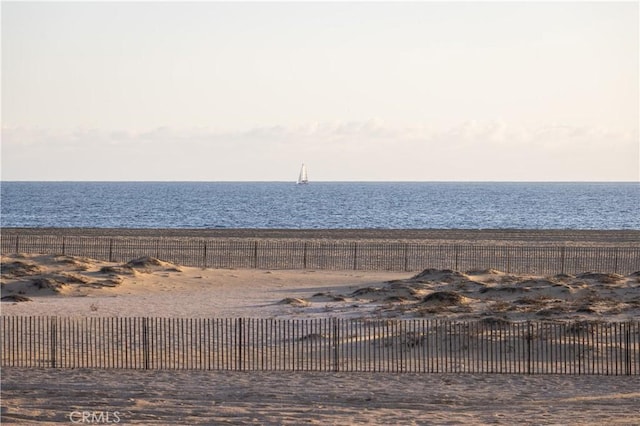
(297, 163), (308, 185)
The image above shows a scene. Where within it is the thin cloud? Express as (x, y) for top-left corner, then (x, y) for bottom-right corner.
(2, 121), (637, 181)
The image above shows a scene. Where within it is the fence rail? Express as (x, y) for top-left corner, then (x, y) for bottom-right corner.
(1, 316), (638, 375)
(2, 235), (639, 274)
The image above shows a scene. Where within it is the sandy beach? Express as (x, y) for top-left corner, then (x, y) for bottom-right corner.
(1, 247), (639, 424)
(3, 368), (640, 425)
(2, 253), (639, 321)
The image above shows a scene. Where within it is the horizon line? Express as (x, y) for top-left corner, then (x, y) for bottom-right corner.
(2, 180), (639, 184)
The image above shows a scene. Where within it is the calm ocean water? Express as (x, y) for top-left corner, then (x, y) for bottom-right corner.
(1, 182), (638, 230)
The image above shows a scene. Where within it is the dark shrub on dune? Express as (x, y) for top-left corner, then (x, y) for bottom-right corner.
(421, 291), (464, 305)
(1, 295), (32, 302)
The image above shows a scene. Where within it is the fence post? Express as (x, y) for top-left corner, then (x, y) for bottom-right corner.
(404, 243), (409, 272)
(303, 242), (307, 269)
(253, 242), (258, 269)
(61, 237), (66, 256)
(626, 321), (632, 376)
(15, 236), (19, 253)
(203, 242), (207, 268)
(454, 245), (459, 271)
(108, 239), (114, 262)
(526, 321), (532, 375)
(50, 317), (57, 368)
(142, 317), (150, 370)
(560, 246), (565, 274)
(237, 318), (243, 371)
(333, 318), (339, 372)
(353, 242), (358, 270)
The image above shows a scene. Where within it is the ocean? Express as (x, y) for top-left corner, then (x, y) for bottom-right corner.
(1, 182), (638, 230)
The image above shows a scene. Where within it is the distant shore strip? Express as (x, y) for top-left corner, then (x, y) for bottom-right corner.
(2, 230), (639, 274)
(3, 228), (640, 246)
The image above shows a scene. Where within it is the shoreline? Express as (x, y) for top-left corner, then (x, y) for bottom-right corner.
(3, 228), (640, 245)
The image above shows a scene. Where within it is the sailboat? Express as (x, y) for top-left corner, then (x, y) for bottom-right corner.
(297, 163), (309, 185)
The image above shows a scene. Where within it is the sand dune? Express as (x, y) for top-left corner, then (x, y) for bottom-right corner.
(2, 254), (639, 323)
(0, 253), (404, 318)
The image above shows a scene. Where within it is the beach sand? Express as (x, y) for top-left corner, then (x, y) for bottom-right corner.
(2, 253), (638, 321)
(2, 252), (640, 424)
(3, 368), (639, 425)
(4, 227), (640, 246)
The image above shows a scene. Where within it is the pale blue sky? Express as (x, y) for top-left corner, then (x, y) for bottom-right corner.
(2, 1), (638, 181)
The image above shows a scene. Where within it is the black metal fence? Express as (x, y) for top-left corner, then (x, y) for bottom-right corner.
(2, 316), (638, 375)
(2, 235), (639, 274)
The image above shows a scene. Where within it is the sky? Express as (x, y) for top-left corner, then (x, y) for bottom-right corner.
(1, 1), (638, 181)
